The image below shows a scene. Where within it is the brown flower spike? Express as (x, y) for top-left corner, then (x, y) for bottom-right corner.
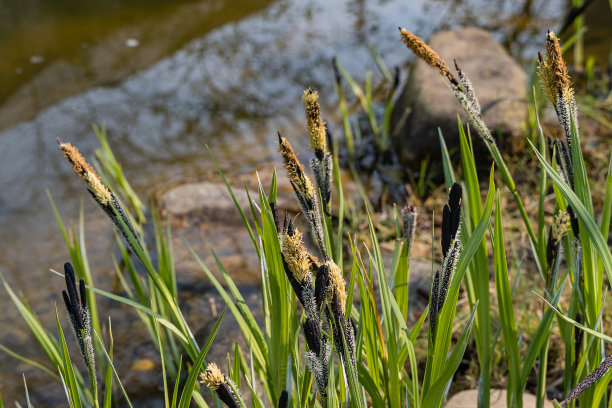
(538, 30), (573, 106)
(399, 28), (458, 87)
(58, 140), (111, 206)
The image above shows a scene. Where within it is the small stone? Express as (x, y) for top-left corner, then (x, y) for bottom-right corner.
(391, 27), (527, 168)
(29, 55), (44, 64)
(125, 38), (140, 48)
(130, 358), (155, 371)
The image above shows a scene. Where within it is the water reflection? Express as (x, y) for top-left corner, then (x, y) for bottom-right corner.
(0, 0), (573, 404)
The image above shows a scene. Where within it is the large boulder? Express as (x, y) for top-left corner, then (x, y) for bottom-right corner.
(391, 27), (528, 167)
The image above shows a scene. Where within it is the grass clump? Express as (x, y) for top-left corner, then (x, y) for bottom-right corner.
(0, 23), (610, 408)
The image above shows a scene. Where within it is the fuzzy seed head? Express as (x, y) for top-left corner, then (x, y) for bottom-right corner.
(325, 260), (346, 311)
(200, 363), (225, 391)
(59, 142), (111, 205)
(278, 135), (316, 201)
(280, 229), (311, 283)
(399, 28), (458, 86)
(552, 211), (570, 245)
(302, 88), (327, 155)
(538, 31), (573, 106)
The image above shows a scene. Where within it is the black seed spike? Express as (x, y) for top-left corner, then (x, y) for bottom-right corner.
(568, 206), (580, 239)
(62, 291), (72, 312)
(562, 355), (612, 405)
(303, 318), (321, 356)
(429, 271), (440, 339)
(325, 128), (334, 156)
(350, 317), (357, 339)
(64, 263), (79, 306)
(545, 226), (556, 275)
(315, 264), (330, 309)
(281, 254), (305, 307)
(217, 383), (240, 408)
(79, 279), (87, 310)
(448, 182), (462, 235)
(278, 390), (288, 408)
(442, 205), (451, 258)
(287, 218), (295, 237)
(270, 202), (280, 233)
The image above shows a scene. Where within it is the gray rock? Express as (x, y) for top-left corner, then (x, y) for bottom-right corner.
(445, 389), (554, 407)
(159, 181), (251, 223)
(391, 27), (527, 167)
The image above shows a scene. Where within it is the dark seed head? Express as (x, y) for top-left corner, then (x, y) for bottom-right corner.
(278, 390), (288, 408)
(442, 205), (452, 258)
(303, 318), (322, 356)
(315, 264), (330, 309)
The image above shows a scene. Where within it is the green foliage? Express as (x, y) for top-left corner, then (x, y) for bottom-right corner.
(1, 25), (611, 408)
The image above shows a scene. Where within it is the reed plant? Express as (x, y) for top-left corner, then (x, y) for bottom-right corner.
(0, 25), (610, 408)
(402, 28), (612, 408)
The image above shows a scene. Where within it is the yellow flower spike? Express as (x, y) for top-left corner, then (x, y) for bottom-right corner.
(302, 88), (326, 158)
(280, 229), (311, 283)
(200, 362), (224, 391)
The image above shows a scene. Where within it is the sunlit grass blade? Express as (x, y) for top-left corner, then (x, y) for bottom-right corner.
(102, 321), (114, 408)
(94, 328), (133, 408)
(23, 375), (32, 408)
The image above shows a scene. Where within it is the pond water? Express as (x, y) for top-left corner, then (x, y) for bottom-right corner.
(2, 0), (608, 404)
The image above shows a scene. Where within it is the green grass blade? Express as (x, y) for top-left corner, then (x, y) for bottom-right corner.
(101, 318), (116, 408)
(422, 305), (478, 407)
(600, 155), (612, 240)
(425, 168), (494, 396)
(458, 121), (491, 406)
(439, 129), (456, 189)
(535, 293), (612, 344)
(493, 192), (521, 407)
(184, 239), (267, 371)
(55, 306), (83, 408)
(23, 375), (32, 408)
(1, 273), (62, 366)
(529, 139), (612, 285)
(206, 146), (260, 257)
(171, 356), (183, 408)
(94, 329), (133, 408)
(0, 343), (59, 381)
(178, 308), (226, 408)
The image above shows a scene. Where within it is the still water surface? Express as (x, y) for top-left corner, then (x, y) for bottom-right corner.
(1, 0), (599, 403)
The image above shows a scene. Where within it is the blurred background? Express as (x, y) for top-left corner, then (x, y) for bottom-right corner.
(0, 0), (610, 404)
